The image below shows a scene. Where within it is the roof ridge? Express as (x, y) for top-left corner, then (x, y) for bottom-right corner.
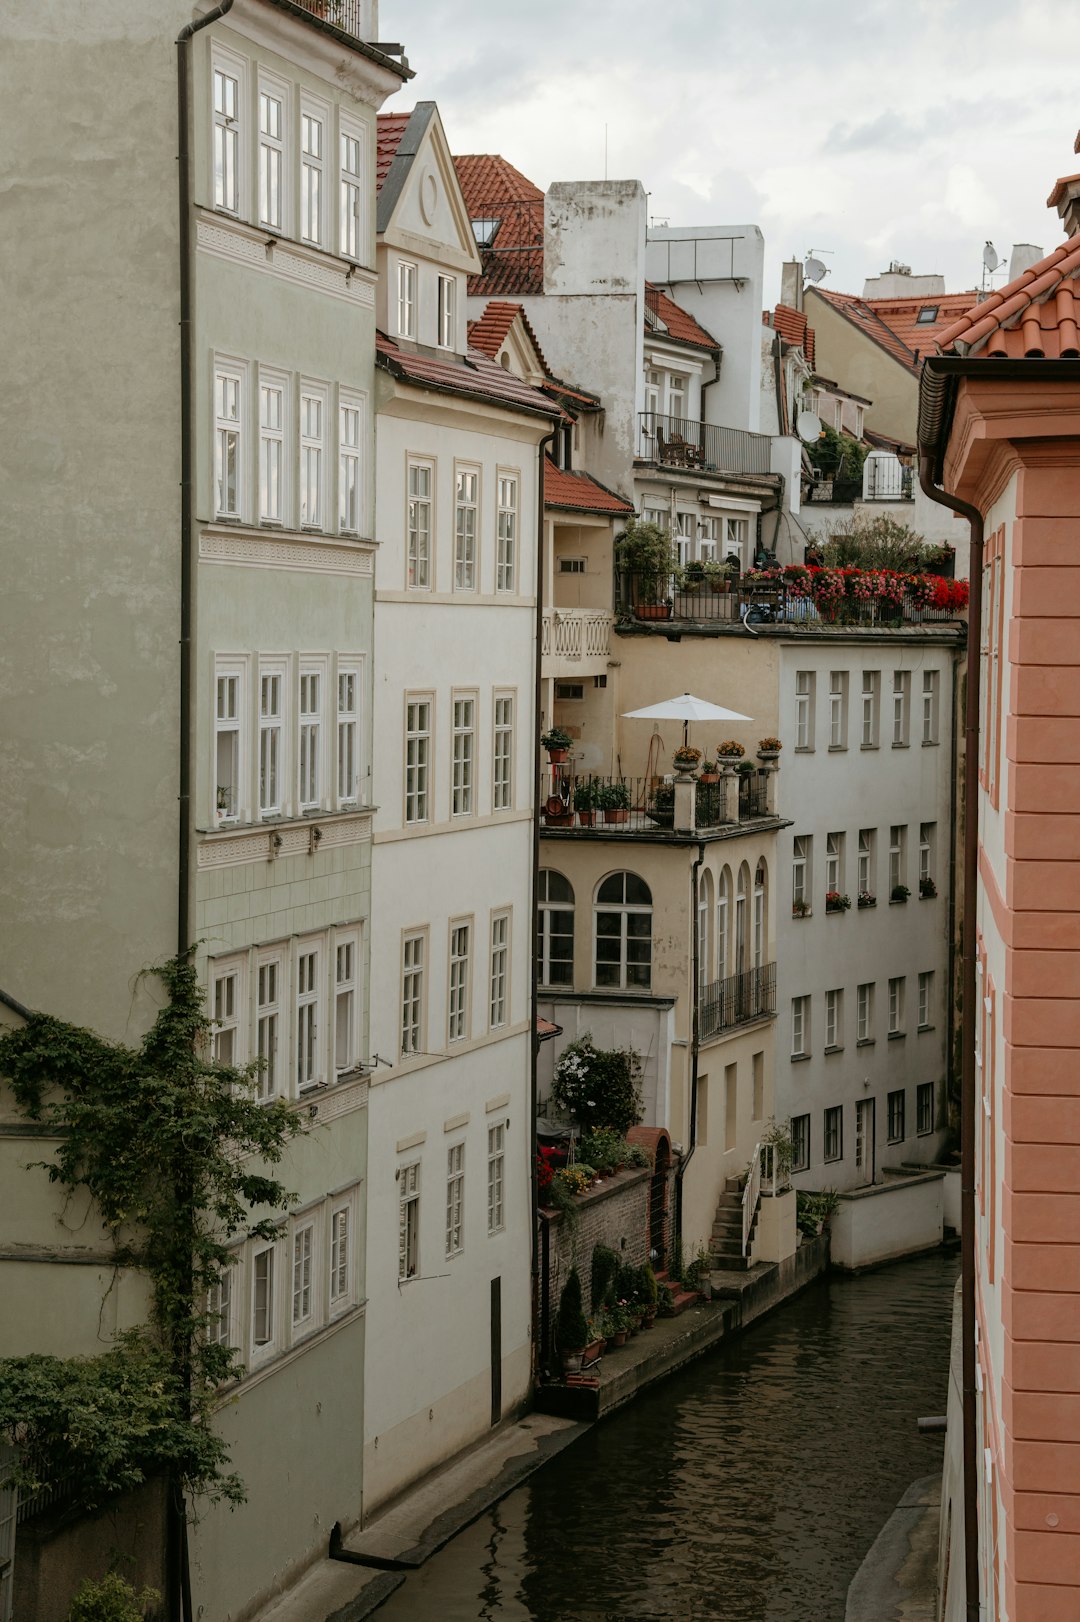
(935, 232), (1080, 355)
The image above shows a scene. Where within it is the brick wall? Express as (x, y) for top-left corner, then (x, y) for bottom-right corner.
(544, 1167), (650, 1319)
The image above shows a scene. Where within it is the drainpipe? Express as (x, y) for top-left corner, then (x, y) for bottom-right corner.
(173, 8), (234, 1619)
(532, 430), (557, 1382)
(917, 367), (983, 1622)
(673, 840), (706, 1258)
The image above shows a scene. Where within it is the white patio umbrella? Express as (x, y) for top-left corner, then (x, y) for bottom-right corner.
(622, 691), (752, 748)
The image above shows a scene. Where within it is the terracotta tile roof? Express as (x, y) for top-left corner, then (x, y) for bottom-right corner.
(935, 233), (1080, 358)
(376, 113), (410, 195)
(644, 283), (718, 351)
(468, 299), (551, 375)
(543, 458), (634, 515)
(812, 288), (979, 373)
(1047, 173), (1080, 210)
(769, 303), (816, 369)
(375, 333), (558, 420)
(542, 376), (603, 411)
(453, 154), (545, 298)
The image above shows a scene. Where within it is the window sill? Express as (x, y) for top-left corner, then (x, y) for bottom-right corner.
(922, 739), (939, 748)
(891, 742), (910, 750)
(827, 744), (847, 752)
(860, 744), (879, 751)
(917, 1023), (934, 1033)
(200, 805), (373, 838)
(856, 1037), (875, 1048)
(886, 1136), (904, 1147)
(888, 1030), (905, 1041)
(824, 1044), (843, 1056)
(823, 1155), (842, 1165)
(790, 1052), (811, 1063)
(791, 910), (813, 920)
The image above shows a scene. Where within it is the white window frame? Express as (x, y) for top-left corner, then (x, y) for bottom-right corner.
(861, 671), (880, 748)
(339, 391), (366, 536)
(438, 273), (456, 350)
(791, 1114), (810, 1174)
(300, 99), (327, 247)
(454, 464), (479, 591)
(493, 692), (514, 811)
(212, 54), (243, 216)
(214, 657), (246, 823)
(496, 471), (518, 592)
(795, 671), (814, 750)
(922, 670), (940, 746)
(888, 975), (905, 1036)
(918, 970), (933, 1029)
(887, 1089), (906, 1145)
(295, 939), (323, 1090)
(917, 1082), (934, 1136)
(858, 828), (874, 897)
(407, 459), (433, 589)
(405, 695), (432, 823)
(487, 1121), (506, 1235)
(889, 825), (906, 896)
(828, 671), (847, 748)
(401, 931), (426, 1058)
(825, 988), (842, 1050)
(210, 955), (245, 1068)
(339, 115), (365, 261)
(791, 994), (809, 1058)
(291, 1219), (317, 1333)
(257, 75), (289, 233)
(334, 926), (361, 1075)
(825, 832), (842, 895)
(593, 872), (653, 991)
(823, 1106), (842, 1163)
(329, 1196), (354, 1311)
(451, 692), (476, 817)
(792, 835), (810, 910)
(257, 368), (288, 525)
(213, 361), (245, 520)
(207, 1258), (236, 1350)
(857, 981), (874, 1042)
(448, 919), (471, 1043)
(920, 823), (934, 888)
(445, 1142), (465, 1259)
(255, 947), (284, 1102)
(299, 381), (328, 529)
(397, 259), (417, 338)
(258, 658), (287, 818)
(298, 662), (326, 811)
(250, 1236), (282, 1363)
(399, 1160), (420, 1281)
(336, 659), (362, 807)
(537, 870), (574, 989)
(490, 910), (510, 1029)
(892, 670), (911, 746)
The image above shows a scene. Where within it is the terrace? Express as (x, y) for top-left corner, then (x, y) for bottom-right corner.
(636, 413), (774, 478)
(539, 768), (773, 838)
(614, 571), (967, 634)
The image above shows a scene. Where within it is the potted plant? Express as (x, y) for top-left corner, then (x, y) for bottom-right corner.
(825, 891), (851, 913)
(757, 737), (783, 760)
(541, 727), (573, 764)
(672, 745), (702, 777)
(574, 777), (601, 827)
(648, 781), (675, 829)
(716, 740), (745, 760)
(699, 758), (719, 784)
(891, 883), (911, 903)
(792, 897), (811, 918)
(616, 518), (679, 620)
(216, 785), (232, 823)
(556, 1266), (589, 1375)
(919, 876), (938, 899)
(678, 558), (707, 592)
(598, 780), (632, 824)
(857, 891), (876, 909)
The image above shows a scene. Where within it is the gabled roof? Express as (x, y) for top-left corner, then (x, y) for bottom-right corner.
(543, 458), (634, 515)
(376, 114), (410, 195)
(468, 300), (550, 373)
(453, 154), (545, 298)
(934, 234), (1080, 358)
(768, 303), (816, 369)
(375, 333), (558, 421)
(644, 283), (718, 352)
(810, 287), (979, 374)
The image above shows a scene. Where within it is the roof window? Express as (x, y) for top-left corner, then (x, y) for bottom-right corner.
(916, 306), (939, 324)
(471, 218), (500, 249)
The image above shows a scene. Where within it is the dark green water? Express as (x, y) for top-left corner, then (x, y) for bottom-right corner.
(378, 1249), (958, 1622)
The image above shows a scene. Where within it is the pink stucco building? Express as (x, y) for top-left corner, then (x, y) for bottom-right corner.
(922, 229), (1080, 1620)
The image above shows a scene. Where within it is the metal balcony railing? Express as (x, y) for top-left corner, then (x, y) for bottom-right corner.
(864, 460), (915, 501)
(538, 770), (763, 834)
(285, 0), (376, 44)
(699, 962), (777, 1041)
(637, 412), (773, 477)
(615, 572), (961, 630)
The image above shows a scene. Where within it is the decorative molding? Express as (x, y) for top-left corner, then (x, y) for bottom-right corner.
(305, 1076), (369, 1126)
(199, 529), (374, 576)
(197, 812), (372, 869)
(196, 215), (375, 307)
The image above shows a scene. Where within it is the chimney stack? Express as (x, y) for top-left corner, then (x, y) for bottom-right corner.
(780, 260), (803, 312)
(1048, 170), (1080, 238)
(1008, 243), (1044, 281)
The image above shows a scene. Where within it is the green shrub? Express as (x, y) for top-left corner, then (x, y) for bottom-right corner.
(67, 1573), (160, 1622)
(551, 1036), (642, 1136)
(556, 1267), (588, 1354)
(590, 1244), (620, 1310)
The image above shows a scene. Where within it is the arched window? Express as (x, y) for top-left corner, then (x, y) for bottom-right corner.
(735, 865), (749, 976)
(594, 872), (652, 990)
(753, 859), (767, 968)
(697, 869), (713, 991)
(537, 870), (574, 987)
(717, 867), (731, 986)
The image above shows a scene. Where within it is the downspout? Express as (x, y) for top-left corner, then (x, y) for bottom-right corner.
(673, 840), (706, 1258)
(532, 431), (557, 1381)
(173, 8), (234, 1620)
(918, 359), (983, 1622)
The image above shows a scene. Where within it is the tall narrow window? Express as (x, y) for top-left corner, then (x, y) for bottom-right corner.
(892, 671), (911, 745)
(791, 1115), (810, 1173)
(888, 976), (905, 1035)
(829, 671), (847, 747)
(339, 398), (363, 534)
(438, 274), (456, 349)
(716, 869), (730, 983)
(296, 947), (320, 1088)
(339, 127), (363, 259)
(213, 67), (239, 213)
(448, 922), (470, 1042)
(858, 828), (874, 897)
(215, 668), (241, 820)
(397, 261), (416, 337)
(918, 970), (934, 1029)
(337, 667), (360, 804)
(258, 88), (283, 229)
(825, 832), (842, 895)
(791, 995), (810, 1058)
(861, 671), (880, 747)
(299, 670), (322, 809)
(452, 696), (475, 816)
(398, 1162), (420, 1280)
(207, 1265), (233, 1347)
(917, 1082), (934, 1135)
(537, 870), (574, 987)
(252, 1245), (275, 1347)
(594, 872), (652, 990)
(487, 1122), (505, 1234)
(825, 988), (842, 1049)
(330, 1206), (350, 1303)
(795, 672), (814, 749)
(889, 825), (906, 896)
(259, 376), (284, 522)
(401, 934), (424, 1056)
(335, 936), (358, 1073)
(214, 369), (242, 518)
(300, 388), (325, 527)
(407, 462), (432, 588)
(212, 964), (240, 1065)
(919, 823), (935, 889)
(857, 981), (873, 1042)
(454, 467), (478, 590)
(493, 694), (513, 810)
(824, 1107), (842, 1163)
(922, 670), (940, 745)
(292, 1224), (314, 1328)
(887, 1090), (906, 1144)
(405, 698), (431, 823)
(496, 474), (518, 591)
(301, 109), (324, 245)
(256, 957), (280, 1101)
(792, 835), (810, 911)
(259, 669), (283, 816)
(445, 1143), (465, 1258)
(490, 912), (509, 1028)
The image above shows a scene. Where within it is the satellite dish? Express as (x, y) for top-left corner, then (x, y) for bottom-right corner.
(804, 256), (827, 284)
(796, 411), (823, 444)
(983, 241), (999, 273)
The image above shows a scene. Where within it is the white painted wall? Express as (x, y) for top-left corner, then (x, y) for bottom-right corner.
(829, 1172), (945, 1268)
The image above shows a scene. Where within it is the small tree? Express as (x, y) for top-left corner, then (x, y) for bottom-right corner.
(556, 1267), (588, 1355)
(67, 1574), (159, 1622)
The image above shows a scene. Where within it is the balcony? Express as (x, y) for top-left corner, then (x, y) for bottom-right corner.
(636, 413), (773, 478)
(699, 963), (777, 1041)
(864, 459), (914, 502)
(284, 0), (379, 46)
(541, 609), (612, 673)
(615, 573), (963, 632)
(539, 770), (772, 837)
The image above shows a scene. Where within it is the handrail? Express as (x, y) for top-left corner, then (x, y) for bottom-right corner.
(742, 1142), (762, 1256)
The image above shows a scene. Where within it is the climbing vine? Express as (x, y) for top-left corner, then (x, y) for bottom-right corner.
(0, 948), (303, 1509)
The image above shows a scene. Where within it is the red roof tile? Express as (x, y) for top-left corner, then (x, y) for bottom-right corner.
(644, 283), (718, 351)
(935, 233), (1080, 358)
(812, 288), (979, 373)
(375, 333), (558, 420)
(453, 154), (545, 298)
(468, 299), (551, 375)
(770, 303), (816, 369)
(1047, 172), (1080, 209)
(543, 458), (634, 515)
(376, 113), (410, 195)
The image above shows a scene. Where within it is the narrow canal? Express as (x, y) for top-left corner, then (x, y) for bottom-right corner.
(378, 1249), (958, 1622)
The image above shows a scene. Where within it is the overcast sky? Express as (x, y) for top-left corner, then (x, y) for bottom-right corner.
(388, 0), (1079, 307)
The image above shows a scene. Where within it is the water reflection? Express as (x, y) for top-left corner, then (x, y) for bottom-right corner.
(379, 1251), (957, 1621)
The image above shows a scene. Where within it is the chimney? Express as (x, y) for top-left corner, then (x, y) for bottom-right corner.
(1008, 243), (1044, 281)
(1047, 172), (1080, 238)
(780, 260), (803, 312)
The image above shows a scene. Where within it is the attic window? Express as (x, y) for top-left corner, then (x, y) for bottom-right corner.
(916, 306), (939, 324)
(471, 218), (500, 249)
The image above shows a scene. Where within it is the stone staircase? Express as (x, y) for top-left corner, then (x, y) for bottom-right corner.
(654, 1268), (700, 1315)
(710, 1173), (754, 1271)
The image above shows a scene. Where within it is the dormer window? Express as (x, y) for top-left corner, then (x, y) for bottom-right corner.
(397, 261), (416, 338)
(438, 275), (456, 349)
(916, 306), (939, 324)
(471, 218), (500, 249)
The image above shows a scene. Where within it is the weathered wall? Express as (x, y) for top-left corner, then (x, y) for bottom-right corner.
(545, 1168), (651, 1326)
(14, 1478), (167, 1622)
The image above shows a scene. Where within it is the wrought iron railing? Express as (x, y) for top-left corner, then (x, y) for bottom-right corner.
(864, 460), (914, 501)
(699, 962), (776, 1041)
(539, 771), (755, 833)
(284, 0), (377, 44)
(637, 412), (773, 476)
(807, 476), (863, 505)
(615, 572), (960, 629)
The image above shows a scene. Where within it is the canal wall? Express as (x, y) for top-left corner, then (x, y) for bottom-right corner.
(831, 1170), (945, 1270)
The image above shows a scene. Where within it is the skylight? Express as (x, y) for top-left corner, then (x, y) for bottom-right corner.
(916, 306), (939, 324)
(471, 218), (500, 249)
